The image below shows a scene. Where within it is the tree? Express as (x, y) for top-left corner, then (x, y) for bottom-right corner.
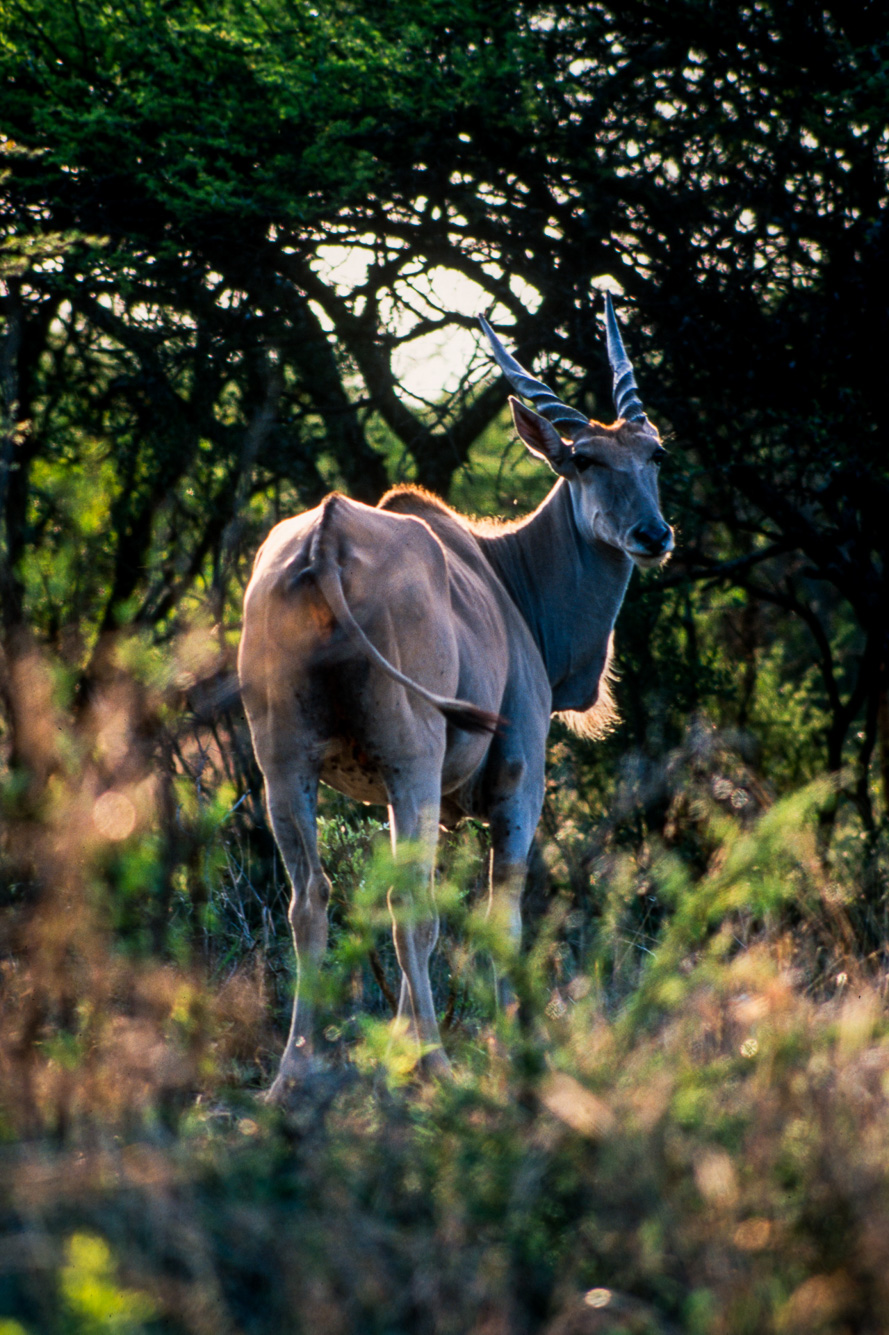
(1, 0), (887, 827)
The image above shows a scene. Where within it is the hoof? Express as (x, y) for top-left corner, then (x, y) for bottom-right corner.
(262, 1054), (328, 1107)
(261, 1065), (356, 1129)
(419, 1046), (455, 1081)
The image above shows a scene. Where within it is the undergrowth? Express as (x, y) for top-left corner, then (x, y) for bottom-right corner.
(2, 638), (889, 1335)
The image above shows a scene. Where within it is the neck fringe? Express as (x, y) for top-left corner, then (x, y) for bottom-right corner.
(554, 635), (619, 740)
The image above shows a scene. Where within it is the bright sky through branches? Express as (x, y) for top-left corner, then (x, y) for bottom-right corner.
(312, 245), (550, 401)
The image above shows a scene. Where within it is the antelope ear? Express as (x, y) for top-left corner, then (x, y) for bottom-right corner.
(509, 397), (576, 474)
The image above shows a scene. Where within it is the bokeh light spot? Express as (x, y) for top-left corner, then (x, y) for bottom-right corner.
(93, 791), (136, 841)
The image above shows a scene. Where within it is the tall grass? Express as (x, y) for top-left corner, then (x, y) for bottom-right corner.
(2, 631), (889, 1334)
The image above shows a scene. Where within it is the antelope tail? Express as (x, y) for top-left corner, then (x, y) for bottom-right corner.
(293, 516), (502, 735)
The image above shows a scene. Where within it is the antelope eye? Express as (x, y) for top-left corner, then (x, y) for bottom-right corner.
(651, 447), (667, 466)
(573, 454), (603, 473)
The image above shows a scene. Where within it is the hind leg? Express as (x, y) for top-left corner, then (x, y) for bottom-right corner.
(386, 768), (452, 1078)
(262, 760), (332, 1099)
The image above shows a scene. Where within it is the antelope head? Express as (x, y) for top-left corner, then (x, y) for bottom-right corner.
(479, 297), (674, 569)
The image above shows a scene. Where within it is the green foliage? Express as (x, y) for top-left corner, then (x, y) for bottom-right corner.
(1, 0), (885, 818)
(60, 1233), (159, 1335)
(622, 778), (835, 1022)
(1, 2), (889, 1331)
(1, 626), (888, 1333)
(3, 789), (889, 1334)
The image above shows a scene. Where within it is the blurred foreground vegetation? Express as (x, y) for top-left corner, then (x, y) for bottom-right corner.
(2, 0), (889, 1332)
(2, 647), (889, 1335)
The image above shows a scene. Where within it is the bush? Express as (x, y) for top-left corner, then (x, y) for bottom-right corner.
(2, 642), (889, 1334)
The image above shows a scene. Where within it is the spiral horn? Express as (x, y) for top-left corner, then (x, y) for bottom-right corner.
(478, 314), (590, 437)
(603, 293), (647, 424)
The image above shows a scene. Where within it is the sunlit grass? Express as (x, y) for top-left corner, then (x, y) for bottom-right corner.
(2, 638), (889, 1333)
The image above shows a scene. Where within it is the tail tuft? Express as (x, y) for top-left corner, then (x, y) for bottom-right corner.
(440, 702), (506, 736)
(289, 565), (318, 593)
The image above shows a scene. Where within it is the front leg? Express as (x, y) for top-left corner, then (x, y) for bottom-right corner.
(486, 769), (544, 1009)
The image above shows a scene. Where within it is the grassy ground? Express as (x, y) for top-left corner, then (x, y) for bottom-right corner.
(2, 641), (889, 1334)
(4, 927), (889, 1335)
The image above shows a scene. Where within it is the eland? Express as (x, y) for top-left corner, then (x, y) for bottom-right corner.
(238, 295), (673, 1096)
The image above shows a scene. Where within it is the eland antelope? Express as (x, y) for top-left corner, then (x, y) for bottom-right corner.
(238, 295), (673, 1096)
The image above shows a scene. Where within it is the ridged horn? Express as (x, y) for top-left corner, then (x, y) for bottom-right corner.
(604, 292), (648, 423)
(478, 314), (590, 437)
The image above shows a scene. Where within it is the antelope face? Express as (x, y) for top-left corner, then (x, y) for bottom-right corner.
(567, 418), (674, 568)
(480, 292), (674, 570)
(508, 399), (674, 569)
